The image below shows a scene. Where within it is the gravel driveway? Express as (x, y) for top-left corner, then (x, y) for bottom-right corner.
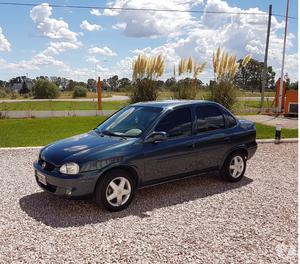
(0, 144), (297, 263)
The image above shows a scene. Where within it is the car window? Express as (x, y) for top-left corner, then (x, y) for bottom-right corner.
(155, 108), (192, 138)
(96, 106), (162, 137)
(196, 105), (225, 133)
(227, 114), (237, 128)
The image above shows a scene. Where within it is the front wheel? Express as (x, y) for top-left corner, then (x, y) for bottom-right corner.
(94, 169), (136, 212)
(221, 152), (247, 182)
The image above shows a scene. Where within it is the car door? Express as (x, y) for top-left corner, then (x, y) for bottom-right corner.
(192, 104), (230, 171)
(143, 107), (198, 184)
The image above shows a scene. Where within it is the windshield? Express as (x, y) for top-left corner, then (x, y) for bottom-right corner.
(95, 106), (162, 138)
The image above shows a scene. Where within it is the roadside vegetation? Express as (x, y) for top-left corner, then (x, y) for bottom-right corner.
(0, 117), (297, 147)
(0, 101), (127, 111)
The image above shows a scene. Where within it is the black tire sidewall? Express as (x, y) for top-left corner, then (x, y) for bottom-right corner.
(222, 153), (246, 182)
(94, 169), (136, 212)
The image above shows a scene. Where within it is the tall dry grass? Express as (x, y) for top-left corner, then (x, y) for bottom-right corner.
(130, 54), (165, 103)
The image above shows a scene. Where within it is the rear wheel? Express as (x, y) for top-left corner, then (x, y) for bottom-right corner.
(94, 169), (136, 212)
(221, 152), (246, 182)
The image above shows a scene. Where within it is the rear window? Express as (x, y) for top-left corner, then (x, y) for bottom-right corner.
(195, 105), (225, 133)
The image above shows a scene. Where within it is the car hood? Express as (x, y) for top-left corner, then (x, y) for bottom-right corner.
(40, 131), (131, 165)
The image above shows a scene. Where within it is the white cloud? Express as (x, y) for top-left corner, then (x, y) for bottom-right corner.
(0, 26), (11, 52)
(120, 0), (298, 81)
(80, 20), (102, 31)
(43, 41), (82, 55)
(88, 46), (117, 56)
(90, 9), (101, 16)
(30, 3), (78, 42)
(86, 56), (99, 63)
(112, 22), (127, 30)
(103, 0), (203, 37)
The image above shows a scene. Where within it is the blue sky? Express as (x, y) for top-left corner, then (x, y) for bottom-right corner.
(0, 0), (298, 82)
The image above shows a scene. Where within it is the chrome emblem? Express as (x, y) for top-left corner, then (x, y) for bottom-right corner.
(41, 162), (46, 169)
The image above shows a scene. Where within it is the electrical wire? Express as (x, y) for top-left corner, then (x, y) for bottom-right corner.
(0, 1), (297, 20)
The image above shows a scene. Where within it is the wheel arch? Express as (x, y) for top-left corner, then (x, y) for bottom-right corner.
(97, 165), (140, 188)
(221, 146), (248, 168)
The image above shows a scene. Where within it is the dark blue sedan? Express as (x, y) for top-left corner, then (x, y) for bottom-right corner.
(34, 100), (257, 211)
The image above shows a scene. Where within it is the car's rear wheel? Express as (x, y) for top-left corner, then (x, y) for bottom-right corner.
(221, 152), (247, 182)
(94, 169), (135, 212)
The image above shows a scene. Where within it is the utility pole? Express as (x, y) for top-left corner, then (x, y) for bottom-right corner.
(260, 4), (272, 111)
(277, 0), (289, 114)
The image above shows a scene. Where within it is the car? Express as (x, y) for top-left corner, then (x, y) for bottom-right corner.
(33, 100), (257, 211)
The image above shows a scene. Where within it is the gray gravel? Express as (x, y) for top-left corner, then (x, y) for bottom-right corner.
(0, 143), (297, 263)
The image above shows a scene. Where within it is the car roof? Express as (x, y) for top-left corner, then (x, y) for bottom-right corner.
(132, 100), (218, 109)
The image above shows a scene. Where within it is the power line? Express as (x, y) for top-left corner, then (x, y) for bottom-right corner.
(0, 1), (297, 20)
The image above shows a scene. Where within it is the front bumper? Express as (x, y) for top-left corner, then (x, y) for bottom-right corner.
(33, 161), (100, 197)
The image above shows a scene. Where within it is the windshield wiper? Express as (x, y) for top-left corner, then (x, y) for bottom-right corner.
(101, 130), (127, 140)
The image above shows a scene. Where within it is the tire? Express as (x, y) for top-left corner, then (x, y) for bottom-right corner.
(221, 151), (247, 182)
(94, 169), (136, 212)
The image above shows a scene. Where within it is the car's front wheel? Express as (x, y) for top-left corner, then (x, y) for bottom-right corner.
(94, 169), (135, 212)
(221, 152), (247, 182)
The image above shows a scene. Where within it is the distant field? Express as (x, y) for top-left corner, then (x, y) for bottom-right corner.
(0, 99), (272, 115)
(0, 117), (297, 147)
(0, 100), (127, 111)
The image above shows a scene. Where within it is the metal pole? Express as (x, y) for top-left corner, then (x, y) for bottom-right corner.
(261, 4), (272, 111)
(277, 0), (289, 113)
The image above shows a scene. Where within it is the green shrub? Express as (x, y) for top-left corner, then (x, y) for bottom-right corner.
(130, 79), (159, 103)
(32, 80), (59, 99)
(72, 86), (87, 98)
(0, 88), (7, 98)
(172, 79), (197, 99)
(210, 81), (237, 110)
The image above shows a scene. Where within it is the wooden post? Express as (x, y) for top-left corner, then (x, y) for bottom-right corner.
(97, 77), (102, 111)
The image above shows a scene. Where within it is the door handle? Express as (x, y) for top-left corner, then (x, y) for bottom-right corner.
(223, 136), (231, 142)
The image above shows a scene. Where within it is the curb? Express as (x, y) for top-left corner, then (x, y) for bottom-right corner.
(0, 139), (298, 150)
(256, 138), (298, 144)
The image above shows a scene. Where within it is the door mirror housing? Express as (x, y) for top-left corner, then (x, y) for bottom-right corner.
(145, 131), (167, 143)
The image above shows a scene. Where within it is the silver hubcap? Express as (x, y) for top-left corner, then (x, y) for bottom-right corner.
(229, 156), (244, 178)
(106, 177), (131, 207)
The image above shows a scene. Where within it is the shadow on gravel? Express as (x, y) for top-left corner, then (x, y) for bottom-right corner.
(19, 173), (253, 228)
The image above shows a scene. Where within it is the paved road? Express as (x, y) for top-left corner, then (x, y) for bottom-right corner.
(238, 114), (298, 129)
(0, 95), (129, 103)
(0, 96), (274, 103)
(0, 143), (297, 263)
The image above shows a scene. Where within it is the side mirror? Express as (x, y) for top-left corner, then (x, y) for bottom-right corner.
(145, 131), (167, 143)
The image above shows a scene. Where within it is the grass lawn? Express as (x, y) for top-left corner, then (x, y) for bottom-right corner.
(0, 116), (107, 147)
(255, 123), (298, 139)
(0, 100), (127, 111)
(0, 117), (297, 147)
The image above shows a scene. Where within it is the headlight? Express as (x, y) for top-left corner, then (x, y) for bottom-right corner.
(59, 162), (80, 175)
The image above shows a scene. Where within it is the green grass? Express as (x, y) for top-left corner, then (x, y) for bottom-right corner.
(0, 117), (297, 147)
(255, 123), (298, 139)
(0, 100), (127, 111)
(0, 116), (107, 147)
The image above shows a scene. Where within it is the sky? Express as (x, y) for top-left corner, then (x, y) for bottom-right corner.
(0, 0), (298, 83)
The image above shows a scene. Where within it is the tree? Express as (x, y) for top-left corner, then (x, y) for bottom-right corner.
(19, 81), (30, 94)
(235, 58), (275, 91)
(66, 80), (75, 91)
(118, 78), (131, 89)
(107, 75), (119, 90)
(32, 79), (59, 99)
(87, 79), (97, 91)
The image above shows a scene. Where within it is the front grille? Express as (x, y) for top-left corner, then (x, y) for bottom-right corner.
(38, 158), (56, 171)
